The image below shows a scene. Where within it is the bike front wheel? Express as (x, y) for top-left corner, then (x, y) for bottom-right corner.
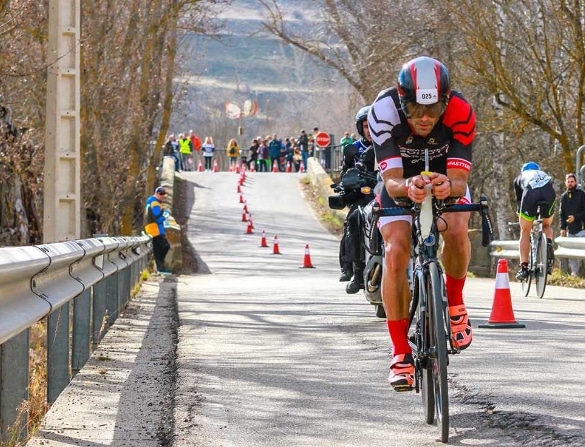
(426, 261), (450, 442)
(535, 232), (548, 298)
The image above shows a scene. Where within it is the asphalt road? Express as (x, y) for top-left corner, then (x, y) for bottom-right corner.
(173, 171), (585, 446)
(26, 170), (585, 447)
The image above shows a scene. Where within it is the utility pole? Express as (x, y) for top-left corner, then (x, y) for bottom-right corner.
(44, 0), (81, 243)
(43, 0), (81, 406)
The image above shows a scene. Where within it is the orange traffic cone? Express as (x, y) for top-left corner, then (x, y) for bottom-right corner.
(239, 193), (244, 204)
(272, 235), (281, 255)
(272, 159), (278, 173)
(246, 220), (253, 234)
(479, 259), (525, 329)
(286, 161), (292, 173)
(260, 230), (268, 248)
(213, 159), (219, 172)
(248, 215), (254, 229)
(300, 244), (315, 268)
(197, 160), (204, 172)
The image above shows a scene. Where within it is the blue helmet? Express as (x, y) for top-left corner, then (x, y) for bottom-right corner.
(521, 162), (540, 172)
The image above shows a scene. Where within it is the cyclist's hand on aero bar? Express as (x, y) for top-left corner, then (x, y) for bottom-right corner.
(407, 172), (451, 203)
(406, 174), (428, 203)
(427, 172), (451, 200)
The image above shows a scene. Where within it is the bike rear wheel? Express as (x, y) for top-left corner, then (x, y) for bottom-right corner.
(535, 232), (548, 298)
(428, 261), (449, 443)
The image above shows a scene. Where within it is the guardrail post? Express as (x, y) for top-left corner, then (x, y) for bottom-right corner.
(105, 273), (118, 326)
(47, 305), (71, 404)
(72, 289), (91, 375)
(92, 282), (107, 345)
(0, 330), (29, 441)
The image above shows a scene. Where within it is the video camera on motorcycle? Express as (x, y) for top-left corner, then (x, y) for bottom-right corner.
(328, 194), (346, 210)
(328, 167), (378, 210)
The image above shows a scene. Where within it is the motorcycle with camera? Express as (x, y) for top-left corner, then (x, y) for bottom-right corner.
(329, 166), (386, 318)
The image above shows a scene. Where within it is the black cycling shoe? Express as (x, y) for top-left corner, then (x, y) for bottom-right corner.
(516, 267), (528, 281)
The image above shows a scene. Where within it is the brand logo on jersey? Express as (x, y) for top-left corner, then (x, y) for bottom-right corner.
(446, 158), (471, 172)
(427, 138), (437, 145)
(379, 160), (388, 171)
(405, 136), (413, 145)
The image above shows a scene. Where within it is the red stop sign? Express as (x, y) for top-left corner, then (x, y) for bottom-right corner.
(314, 131), (331, 148)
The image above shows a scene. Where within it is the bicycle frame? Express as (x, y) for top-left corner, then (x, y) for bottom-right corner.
(377, 196), (492, 444)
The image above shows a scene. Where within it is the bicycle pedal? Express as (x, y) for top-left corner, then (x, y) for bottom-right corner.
(392, 384), (414, 392)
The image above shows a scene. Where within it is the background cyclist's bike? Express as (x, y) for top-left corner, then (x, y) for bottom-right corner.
(509, 201), (552, 299)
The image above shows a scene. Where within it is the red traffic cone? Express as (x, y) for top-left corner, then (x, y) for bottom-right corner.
(243, 202), (248, 213)
(239, 193), (244, 204)
(286, 161), (292, 173)
(197, 159), (204, 172)
(272, 235), (281, 255)
(260, 230), (268, 247)
(250, 161), (256, 172)
(479, 259), (526, 329)
(213, 159), (219, 172)
(237, 183), (242, 193)
(248, 215), (254, 229)
(300, 244), (315, 268)
(298, 163), (305, 173)
(235, 162), (240, 173)
(272, 159), (278, 173)
(241, 211), (248, 222)
(246, 220), (253, 234)
(228, 164), (234, 172)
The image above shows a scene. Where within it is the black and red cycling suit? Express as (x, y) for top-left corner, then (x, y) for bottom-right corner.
(367, 87), (476, 206)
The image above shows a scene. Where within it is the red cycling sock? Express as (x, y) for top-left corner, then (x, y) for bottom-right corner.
(387, 319), (411, 356)
(445, 273), (466, 307)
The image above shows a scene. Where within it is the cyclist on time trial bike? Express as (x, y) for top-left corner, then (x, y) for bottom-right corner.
(513, 162), (556, 280)
(367, 56), (476, 391)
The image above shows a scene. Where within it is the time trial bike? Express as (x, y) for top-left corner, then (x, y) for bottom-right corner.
(376, 194), (492, 443)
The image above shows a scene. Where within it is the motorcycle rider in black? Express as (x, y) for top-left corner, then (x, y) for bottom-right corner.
(339, 106), (378, 294)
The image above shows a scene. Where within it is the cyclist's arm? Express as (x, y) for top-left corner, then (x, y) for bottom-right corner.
(443, 167), (469, 199)
(381, 166), (407, 197)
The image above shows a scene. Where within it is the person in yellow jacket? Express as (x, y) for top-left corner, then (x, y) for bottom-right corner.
(178, 133), (193, 171)
(226, 138), (240, 171)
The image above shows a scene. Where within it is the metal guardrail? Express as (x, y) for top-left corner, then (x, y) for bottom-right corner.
(0, 235), (151, 441)
(489, 236), (585, 260)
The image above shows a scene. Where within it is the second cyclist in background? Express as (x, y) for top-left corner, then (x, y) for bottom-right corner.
(513, 162), (556, 280)
(338, 106), (377, 293)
